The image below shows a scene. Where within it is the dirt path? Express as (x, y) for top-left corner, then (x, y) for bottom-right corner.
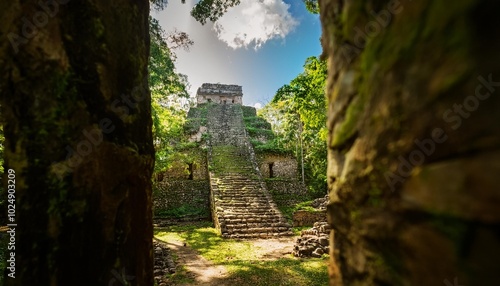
(160, 238), (229, 285)
(162, 236), (297, 285)
(248, 236), (296, 260)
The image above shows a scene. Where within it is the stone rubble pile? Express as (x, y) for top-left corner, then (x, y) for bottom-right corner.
(293, 222), (331, 258)
(153, 241), (176, 286)
(311, 195), (329, 210)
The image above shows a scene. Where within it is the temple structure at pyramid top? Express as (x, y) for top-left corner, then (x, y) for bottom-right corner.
(196, 83), (243, 105)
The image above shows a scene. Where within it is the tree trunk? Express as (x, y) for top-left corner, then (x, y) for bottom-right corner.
(320, 0), (500, 285)
(0, 1), (154, 285)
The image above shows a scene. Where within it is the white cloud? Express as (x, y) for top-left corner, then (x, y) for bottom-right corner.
(212, 0), (298, 50)
(254, 103), (262, 109)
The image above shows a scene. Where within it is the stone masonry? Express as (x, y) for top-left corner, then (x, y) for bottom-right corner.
(197, 83), (243, 105)
(206, 103), (293, 238)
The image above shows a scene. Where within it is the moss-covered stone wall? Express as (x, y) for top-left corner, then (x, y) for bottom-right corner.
(293, 210), (326, 227)
(320, 0), (500, 285)
(266, 178), (307, 207)
(153, 180), (210, 219)
(257, 153), (298, 178)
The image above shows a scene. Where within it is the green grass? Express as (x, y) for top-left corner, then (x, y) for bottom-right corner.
(278, 200), (317, 223)
(154, 222), (329, 286)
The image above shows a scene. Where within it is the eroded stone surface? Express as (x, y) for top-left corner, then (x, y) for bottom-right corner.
(293, 222), (331, 258)
(321, 0), (500, 285)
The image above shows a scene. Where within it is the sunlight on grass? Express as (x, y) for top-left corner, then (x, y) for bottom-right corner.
(154, 222), (329, 286)
(155, 223), (258, 263)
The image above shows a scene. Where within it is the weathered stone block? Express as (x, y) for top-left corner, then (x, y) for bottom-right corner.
(293, 210), (327, 227)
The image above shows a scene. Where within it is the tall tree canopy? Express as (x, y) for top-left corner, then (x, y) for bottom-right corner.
(261, 56), (327, 195)
(149, 17), (193, 174)
(303, 0), (319, 14)
(150, 0), (240, 24)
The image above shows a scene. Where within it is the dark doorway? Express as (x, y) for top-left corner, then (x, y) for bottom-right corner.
(188, 163), (194, 180)
(268, 162), (274, 178)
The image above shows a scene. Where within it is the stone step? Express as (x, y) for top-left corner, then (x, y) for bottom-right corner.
(207, 104), (291, 239)
(214, 194), (269, 198)
(222, 226), (292, 234)
(220, 219), (290, 225)
(221, 231), (294, 239)
(219, 214), (286, 220)
(216, 203), (273, 207)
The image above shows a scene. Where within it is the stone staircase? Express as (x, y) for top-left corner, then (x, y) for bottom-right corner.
(206, 104), (293, 238)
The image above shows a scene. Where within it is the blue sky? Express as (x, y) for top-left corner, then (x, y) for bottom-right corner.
(152, 0), (322, 107)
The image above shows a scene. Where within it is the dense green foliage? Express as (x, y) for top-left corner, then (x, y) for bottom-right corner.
(149, 17), (192, 174)
(260, 56), (327, 195)
(150, 0), (240, 25)
(303, 0), (320, 14)
(191, 0), (241, 25)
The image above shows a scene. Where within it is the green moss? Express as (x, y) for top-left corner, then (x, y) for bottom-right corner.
(210, 145), (255, 175)
(330, 95), (363, 148)
(241, 106), (257, 117)
(358, 0), (474, 92)
(341, 0), (368, 40)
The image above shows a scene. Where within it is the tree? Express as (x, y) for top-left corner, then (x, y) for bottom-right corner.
(149, 17), (193, 175)
(190, 0), (241, 25)
(149, 0), (240, 25)
(1, 1), (154, 285)
(263, 56), (327, 196)
(303, 0), (319, 14)
(321, 0), (500, 285)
